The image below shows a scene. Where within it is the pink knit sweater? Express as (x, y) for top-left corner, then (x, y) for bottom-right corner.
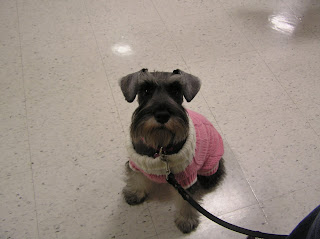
(128, 109), (224, 188)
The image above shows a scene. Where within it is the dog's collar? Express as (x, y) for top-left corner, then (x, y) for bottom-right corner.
(126, 114), (196, 176)
(133, 138), (187, 158)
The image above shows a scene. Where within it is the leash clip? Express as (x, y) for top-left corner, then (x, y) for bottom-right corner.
(159, 147), (171, 179)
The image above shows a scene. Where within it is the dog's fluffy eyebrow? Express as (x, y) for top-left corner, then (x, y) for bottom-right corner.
(167, 80), (182, 87)
(144, 77), (159, 83)
(139, 80), (156, 87)
(138, 78), (159, 88)
(167, 74), (182, 82)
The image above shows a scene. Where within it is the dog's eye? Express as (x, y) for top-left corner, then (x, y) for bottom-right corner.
(145, 88), (152, 95)
(169, 89), (179, 96)
(140, 83), (155, 96)
(145, 86), (155, 95)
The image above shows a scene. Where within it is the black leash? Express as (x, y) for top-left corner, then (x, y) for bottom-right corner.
(166, 172), (288, 239)
(157, 147), (288, 238)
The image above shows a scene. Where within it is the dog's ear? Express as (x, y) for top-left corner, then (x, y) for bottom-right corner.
(119, 68), (149, 102)
(172, 69), (201, 102)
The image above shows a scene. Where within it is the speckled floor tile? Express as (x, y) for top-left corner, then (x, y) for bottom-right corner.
(0, 97), (30, 178)
(1, 0), (320, 238)
(221, 0), (316, 50)
(24, 87), (123, 169)
(232, 104), (320, 200)
(17, 0), (92, 46)
(0, 0), (30, 178)
(0, 1), (18, 37)
(148, 140), (258, 235)
(0, 172), (38, 239)
(285, 0), (320, 38)
(222, 0), (320, 137)
(92, 20), (185, 77)
(188, 52), (320, 201)
(261, 185), (320, 235)
(188, 51), (290, 116)
(85, 0), (183, 83)
(34, 166), (156, 239)
(161, 11), (254, 63)
(157, 204), (272, 239)
(0, 54), (24, 102)
(216, 101), (319, 201)
(152, 0), (223, 19)
(20, 38), (105, 100)
(84, 0), (161, 32)
(260, 40), (320, 136)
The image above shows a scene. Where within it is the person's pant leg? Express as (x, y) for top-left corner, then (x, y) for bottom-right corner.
(287, 205), (320, 239)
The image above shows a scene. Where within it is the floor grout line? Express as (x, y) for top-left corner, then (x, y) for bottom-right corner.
(257, 50), (320, 140)
(14, 0), (40, 238)
(152, 0), (266, 231)
(214, 0), (320, 226)
(81, 0), (127, 135)
(82, 1), (159, 236)
(2, 1), (319, 238)
(150, 0), (190, 70)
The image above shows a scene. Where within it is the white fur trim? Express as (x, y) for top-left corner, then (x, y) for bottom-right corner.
(127, 116), (196, 176)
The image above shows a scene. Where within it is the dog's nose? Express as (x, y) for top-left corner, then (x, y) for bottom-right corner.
(154, 111), (170, 124)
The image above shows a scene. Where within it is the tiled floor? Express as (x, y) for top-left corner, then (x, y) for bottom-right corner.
(1, 0), (320, 238)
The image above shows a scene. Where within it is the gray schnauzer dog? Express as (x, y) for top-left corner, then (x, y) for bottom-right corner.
(119, 68), (225, 233)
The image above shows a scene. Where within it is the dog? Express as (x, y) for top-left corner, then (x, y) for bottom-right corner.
(119, 68), (225, 233)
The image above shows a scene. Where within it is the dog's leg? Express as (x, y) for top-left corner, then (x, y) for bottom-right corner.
(173, 185), (200, 233)
(123, 161), (153, 205)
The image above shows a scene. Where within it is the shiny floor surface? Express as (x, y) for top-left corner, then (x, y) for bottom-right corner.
(1, 0), (320, 238)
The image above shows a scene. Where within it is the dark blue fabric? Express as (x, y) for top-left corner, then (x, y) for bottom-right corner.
(287, 205), (320, 239)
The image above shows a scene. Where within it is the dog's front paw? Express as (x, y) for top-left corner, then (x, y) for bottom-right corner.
(175, 215), (199, 233)
(123, 188), (147, 205)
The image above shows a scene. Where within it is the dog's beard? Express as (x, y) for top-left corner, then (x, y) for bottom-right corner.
(131, 116), (189, 149)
